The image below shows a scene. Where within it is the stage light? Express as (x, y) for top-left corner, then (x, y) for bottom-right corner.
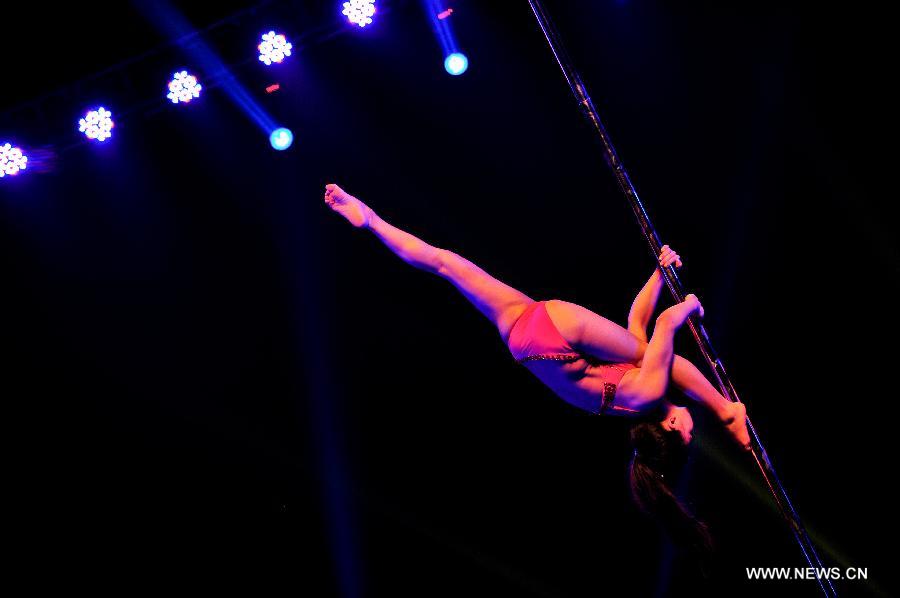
(258, 31), (293, 65)
(444, 52), (468, 76)
(167, 70), (202, 104)
(0, 143), (28, 179)
(269, 127), (293, 150)
(0, 143), (27, 178)
(342, 0), (376, 28)
(78, 107), (114, 142)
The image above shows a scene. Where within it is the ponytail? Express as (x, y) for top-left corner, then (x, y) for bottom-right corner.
(629, 421), (713, 557)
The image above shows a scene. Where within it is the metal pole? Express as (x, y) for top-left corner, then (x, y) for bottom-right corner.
(525, 2), (836, 596)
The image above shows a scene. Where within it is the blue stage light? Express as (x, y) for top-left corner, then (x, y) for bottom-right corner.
(270, 127), (293, 150)
(78, 107), (114, 142)
(167, 70), (202, 104)
(0, 143), (27, 178)
(444, 52), (468, 76)
(342, 0), (376, 28)
(258, 31), (293, 65)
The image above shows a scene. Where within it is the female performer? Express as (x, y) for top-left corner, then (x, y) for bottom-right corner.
(324, 183), (750, 548)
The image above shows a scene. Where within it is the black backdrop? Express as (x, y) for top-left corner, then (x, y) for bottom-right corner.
(2, 1), (896, 596)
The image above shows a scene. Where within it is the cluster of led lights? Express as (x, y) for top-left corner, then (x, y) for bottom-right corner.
(167, 70), (203, 104)
(78, 107), (115, 142)
(0, 143), (27, 177)
(1, 2), (486, 181)
(342, 0), (376, 27)
(258, 31), (293, 65)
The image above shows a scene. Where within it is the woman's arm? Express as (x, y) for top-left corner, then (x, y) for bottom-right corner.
(627, 245), (682, 342)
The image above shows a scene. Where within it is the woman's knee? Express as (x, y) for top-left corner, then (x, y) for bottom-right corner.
(635, 339), (649, 358)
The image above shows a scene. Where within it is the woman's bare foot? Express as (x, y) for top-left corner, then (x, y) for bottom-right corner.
(324, 183), (372, 228)
(720, 401), (751, 451)
(657, 293), (704, 329)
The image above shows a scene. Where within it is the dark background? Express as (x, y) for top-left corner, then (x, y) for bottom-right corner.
(1, 1), (896, 596)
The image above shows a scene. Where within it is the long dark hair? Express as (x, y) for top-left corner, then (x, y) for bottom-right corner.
(629, 421), (713, 556)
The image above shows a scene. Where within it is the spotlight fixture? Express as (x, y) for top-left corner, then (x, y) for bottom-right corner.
(269, 127), (294, 151)
(342, 0), (376, 28)
(167, 70), (203, 104)
(444, 52), (468, 76)
(78, 107), (115, 142)
(258, 31), (293, 65)
(0, 143), (27, 178)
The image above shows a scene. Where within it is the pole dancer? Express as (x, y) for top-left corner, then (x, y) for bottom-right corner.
(324, 183), (749, 550)
(525, 1), (836, 595)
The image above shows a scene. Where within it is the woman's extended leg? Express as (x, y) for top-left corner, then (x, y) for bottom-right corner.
(325, 184), (533, 339)
(670, 356), (750, 448)
(670, 356), (733, 416)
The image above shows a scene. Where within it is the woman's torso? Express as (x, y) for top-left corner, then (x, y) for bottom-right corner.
(522, 357), (640, 416)
(507, 301), (641, 416)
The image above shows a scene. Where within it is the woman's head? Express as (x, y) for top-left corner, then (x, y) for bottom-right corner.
(629, 419), (712, 557)
(659, 404), (694, 445)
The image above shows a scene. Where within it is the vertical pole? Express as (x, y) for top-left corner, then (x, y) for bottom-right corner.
(525, 2), (836, 596)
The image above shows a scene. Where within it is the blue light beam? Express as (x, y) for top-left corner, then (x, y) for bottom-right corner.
(423, 0), (469, 76)
(135, 0), (278, 138)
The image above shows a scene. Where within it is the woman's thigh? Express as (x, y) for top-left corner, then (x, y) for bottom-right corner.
(545, 300), (648, 363)
(437, 250), (534, 342)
